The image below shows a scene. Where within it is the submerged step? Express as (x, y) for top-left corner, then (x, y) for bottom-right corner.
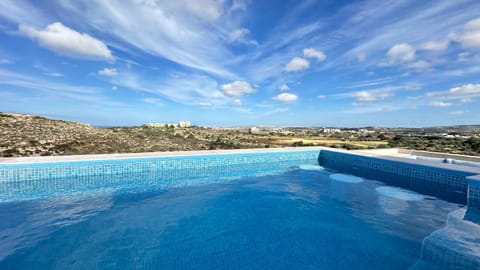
(418, 208), (480, 269)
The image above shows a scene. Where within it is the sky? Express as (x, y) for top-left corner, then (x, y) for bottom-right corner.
(0, 0), (480, 127)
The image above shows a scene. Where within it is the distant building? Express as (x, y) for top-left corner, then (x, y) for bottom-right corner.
(146, 120), (191, 128)
(249, 127), (260, 133)
(359, 129), (375, 134)
(322, 128), (341, 133)
(146, 123), (169, 128)
(179, 121), (191, 128)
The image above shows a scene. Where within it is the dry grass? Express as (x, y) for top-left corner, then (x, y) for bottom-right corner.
(265, 136), (389, 148)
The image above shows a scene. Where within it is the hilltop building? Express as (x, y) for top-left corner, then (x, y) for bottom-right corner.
(146, 120), (192, 128)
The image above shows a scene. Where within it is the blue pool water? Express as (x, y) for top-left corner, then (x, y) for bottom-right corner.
(0, 165), (462, 269)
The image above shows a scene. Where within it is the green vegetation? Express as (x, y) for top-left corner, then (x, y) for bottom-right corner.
(388, 135), (480, 156)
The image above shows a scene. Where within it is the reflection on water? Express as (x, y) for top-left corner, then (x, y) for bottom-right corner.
(376, 186), (425, 201)
(298, 164), (325, 171)
(0, 169), (463, 270)
(330, 173), (364, 183)
(0, 192), (114, 260)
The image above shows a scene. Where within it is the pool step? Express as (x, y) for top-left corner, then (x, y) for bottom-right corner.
(415, 208), (480, 269)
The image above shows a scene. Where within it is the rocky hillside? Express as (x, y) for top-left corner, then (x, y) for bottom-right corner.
(0, 113), (272, 157)
(0, 113), (211, 157)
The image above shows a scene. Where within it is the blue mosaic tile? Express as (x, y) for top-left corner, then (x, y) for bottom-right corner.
(318, 150), (475, 205)
(0, 150), (321, 202)
(467, 184), (480, 210)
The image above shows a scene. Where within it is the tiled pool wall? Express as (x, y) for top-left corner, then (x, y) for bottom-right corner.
(467, 176), (480, 211)
(0, 150), (320, 201)
(318, 150), (478, 208)
(2, 148), (480, 210)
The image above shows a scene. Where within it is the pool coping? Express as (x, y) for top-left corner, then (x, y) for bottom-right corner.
(0, 147), (328, 165)
(0, 146), (479, 174)
(328, 148), (480, 175)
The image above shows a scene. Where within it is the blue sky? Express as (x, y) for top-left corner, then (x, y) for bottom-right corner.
(0, 0), (480, 127)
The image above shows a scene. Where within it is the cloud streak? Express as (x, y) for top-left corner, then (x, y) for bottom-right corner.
(57, 0), (239, 78)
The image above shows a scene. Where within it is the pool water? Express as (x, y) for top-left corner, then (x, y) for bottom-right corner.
(0, 167), (462, 269)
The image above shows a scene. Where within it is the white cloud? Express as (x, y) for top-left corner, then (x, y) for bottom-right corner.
(351, 90), (393, 102)
(279, 84), (289, 91)
(19, 22), (113, 61)
(197, 102), (213, 107)
(284, 57), (309, 72)
(430, 101), (453, 107)
(221, 81), (255, 97)
(98, 68), (118, 77)
(273, 93), (298, 103)
(229, 28), (258, 46)
(303, 48), (326, 61)
(112, 86), (118, 91)
(407, 60), (431, 71)
(428, 83), (480, 98)
(232, 99), (242, 106)
(419, 40), (449, 51)
(449, 111), (464, 115)
(454, 18), (480, 48)
(383, 43), (415, 66)
(317, 95), (326, 99)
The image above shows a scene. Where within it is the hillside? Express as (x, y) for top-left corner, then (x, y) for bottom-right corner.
(0, 113), (213, 157)
(1, 113), (479, 157)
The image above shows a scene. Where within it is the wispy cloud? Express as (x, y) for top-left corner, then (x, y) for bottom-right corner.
(351, 89), (393, 102)
(229, 28), (258, 46)
(430, 101), (453, 107)
(141, 97), (164, 107)
(261, 107), (289, 117)
(112, 71), (229, 107)
(0, 0), (51, 26)
(56, 0), (240, 78)
(98, 68), (118, 77)
(427, 83), (480, 99)
(279, 84), (289, 91)
(0, 68), (124, 106)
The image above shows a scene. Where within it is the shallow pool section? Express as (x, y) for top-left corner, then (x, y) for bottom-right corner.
(0, 166), (464, 269)
(330, 173), (364, 183)
(376, 186), (426, 201)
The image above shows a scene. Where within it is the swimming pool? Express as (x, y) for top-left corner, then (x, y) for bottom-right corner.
(0, 149), (479, 269)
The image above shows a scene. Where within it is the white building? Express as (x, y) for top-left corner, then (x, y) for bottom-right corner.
(179, 121), (192, 128)
(249, 127), (260, 133)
